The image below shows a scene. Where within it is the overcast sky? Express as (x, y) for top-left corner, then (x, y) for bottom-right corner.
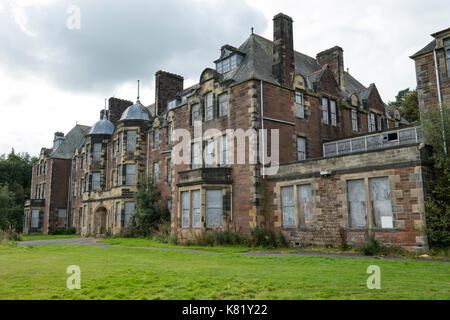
(0, 0), (448, 156)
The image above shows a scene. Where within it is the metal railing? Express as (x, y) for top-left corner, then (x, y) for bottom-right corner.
(323, 126), (422, 158)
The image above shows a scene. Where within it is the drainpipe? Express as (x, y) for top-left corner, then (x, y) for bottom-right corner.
(260, 80), (265, 178)
(433, 48), (448, 154)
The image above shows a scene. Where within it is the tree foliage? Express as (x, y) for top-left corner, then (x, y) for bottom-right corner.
(389, 88), (420, 125)
(420, 104), (450, 248)
(0, 149), (37, 232)
(129, 176), (168, 237)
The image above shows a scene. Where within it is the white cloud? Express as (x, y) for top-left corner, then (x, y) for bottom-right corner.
(0, 0), (448, 155)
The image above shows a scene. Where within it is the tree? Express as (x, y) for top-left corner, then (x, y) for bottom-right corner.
(420, 104), (450, 248)
(389, 88), (420, 125)
(0, 185), (12, 230)
(130, 176), (168, 237)
(0, 149), (37, 232)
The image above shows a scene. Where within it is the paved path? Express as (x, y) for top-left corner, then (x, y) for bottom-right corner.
(18, 238), (449, 262)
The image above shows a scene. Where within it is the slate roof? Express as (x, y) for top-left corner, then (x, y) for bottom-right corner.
(410, 40), (436, 59)
(50, 125), (91, 160)
(88, 114), (115, 135)
(120, 100), (151, 121)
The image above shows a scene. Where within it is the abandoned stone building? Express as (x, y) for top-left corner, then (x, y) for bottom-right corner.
(24, 13), (439, 251)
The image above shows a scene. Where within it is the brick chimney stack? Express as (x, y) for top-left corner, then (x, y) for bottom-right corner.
(272, 13), (295, 88)
(155, 71), (184, 116)
(316, 46), (345, 90)
(106, 98), (133, 125)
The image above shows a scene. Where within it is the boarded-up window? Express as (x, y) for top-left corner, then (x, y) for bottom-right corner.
(58, 209), (67, 218)
(191, 104), (200, 124)
(92, 173), (100, 191)
(191, 142), (201, 169)
(297, 137), (306, 161)
(219, 93), (228, 117)
(31, 210), (39, 228)
(115, 202), (121, 227)
(298, 185), (313, 227)
(219, 135), (228, 166)
(154, 129), (160, 149)
(127, 131), (137, 152)
(347, 179), (366, 228)
(167, 159), (172, 183)
(126, 164), (135, 185)
(370, 177), (393, 228)
(192, 190), (201, 228)
(83, 206), (88, 226)
(330, 100), (337, 126)
(204, 139), (214, 168)
(205, 92), (213, 121)
(153, 162), (159, 184)
(167, 123), (173, 146)
(181, 191), (190, 228)
(72, 209), (77, 227)
(351, 110), (358, 131)
(322, 98), (329, 124)
(295, 91), (304, 119)
(93, 143), (102, 162)
(282, 186), (295, 227)
(206, 190), (222, 228)
(124, 202), (134, 227)
(119, 132), (123, 152)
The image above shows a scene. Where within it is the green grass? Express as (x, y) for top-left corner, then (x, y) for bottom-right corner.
(100, 237), (256, 254)
(21, 234), (80, 241)
(0, 244), (449, 300)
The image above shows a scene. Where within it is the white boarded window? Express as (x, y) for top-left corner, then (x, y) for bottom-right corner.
(298, 185), (313, 227)
(370, 177), (393, 228)
(369, 113), (376, 132)
(322, 98), (329, 124)
(205, 92), (213, 121)
(58, 209), (67, 219)
(204, 139), (214, 168)
(83, 206), (88, 226)
(126, 164), (135, 185)
(282, 186), (295, 227)
(181, 191), (190, 228)
(72, 209), (77, 227)
(153, 162), (159, 184)
(93, 143), (102, 162)
(295, 91), (304, 118)
(154, 129), (160, 149)
(119, 132), (123, 152)
(167, 123), (173, 147)
(31, 210), (39, 228)
(191, 104), (200, 124)
(191, 142), (201, 169)
(167, 159), (172, 183)
(206, 190), (222, 228)
(347, 179), (367, 228)
(351, 110), (358, 131)
(124, 202), (134, 227)
(127, 131), (137, 152)
(115, 202), (121, 227)
(297, 137), (306, 161)
(192, 190), (201, 228)
(219, 135), (228, 166)
(330, 100), (337, 126)
(92, 173), (100, 191)
(73, 181), (77, 198)
(219, 93), (228, 117)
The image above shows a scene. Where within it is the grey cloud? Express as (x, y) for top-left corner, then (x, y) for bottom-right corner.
(0, 0), (267, 93)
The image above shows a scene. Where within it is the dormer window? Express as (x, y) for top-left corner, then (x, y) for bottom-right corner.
(215, 46), (245, 74)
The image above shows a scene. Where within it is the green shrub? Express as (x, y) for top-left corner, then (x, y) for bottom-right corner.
(358, 235), (381, 256)
(250, 227), (277, 248)
(0, 229), (22, 242)
(152, 223), (178, 245)
(276, 229), (289, 248)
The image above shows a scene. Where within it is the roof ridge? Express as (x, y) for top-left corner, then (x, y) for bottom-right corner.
(251, 33), (318, 61)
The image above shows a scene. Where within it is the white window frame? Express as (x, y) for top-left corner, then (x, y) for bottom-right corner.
(205, 92), (214, 122)
(219, 93), (228, 117)
(297, 136), (306, 161)
(351, 109), (358, 132)
(92, 172), (101, 191)
(125, 164), (136, 185)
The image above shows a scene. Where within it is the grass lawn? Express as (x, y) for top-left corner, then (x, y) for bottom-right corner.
(0, 243), (449, 300)
(99, 237), (265, 254)
(20, 234), (80, 241)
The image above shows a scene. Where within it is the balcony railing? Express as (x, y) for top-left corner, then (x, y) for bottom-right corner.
(323, 126), (422, 158)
